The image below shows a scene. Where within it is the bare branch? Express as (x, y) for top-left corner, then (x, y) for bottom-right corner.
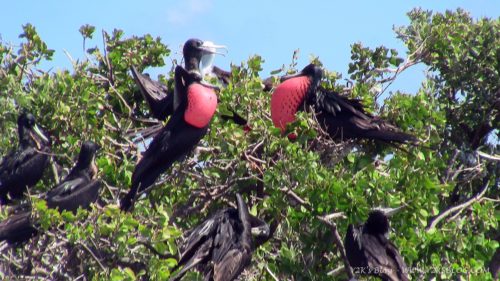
(427, 178), (491, 231)
(317, 216), (355, 279)
(327, 266), (345, 277)
(477, 150), (500, 162)
(77, 242), (107, 274)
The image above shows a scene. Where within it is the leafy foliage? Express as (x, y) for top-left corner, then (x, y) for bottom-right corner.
(0, 9), (498, 281)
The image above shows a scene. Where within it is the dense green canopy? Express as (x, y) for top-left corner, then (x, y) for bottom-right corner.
(0, 8), (498, 281)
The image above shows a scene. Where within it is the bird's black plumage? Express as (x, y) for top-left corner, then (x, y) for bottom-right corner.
(0, 141), (101, 245)
(0, 210), (37, 245)
(45, 141), (101, 212)
(130, 41), (228, 121)
(273, 64), (418, 144)
(170, 194), (270, 281)
(0, 112), (51, 204)
(120, 39), (222, 211)
(131, 65), (174, 120)
(345, 210), (409, 281)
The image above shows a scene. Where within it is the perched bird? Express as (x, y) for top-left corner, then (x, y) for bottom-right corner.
(344, 210), (409, 281)
(0, 141), (101, 245)
(0, 210), (37, 245)
(120, 39), (225, 211)
(0, 112), (51, 204)
(170, 194), (271, 281)
(130, 41), (227, 121)
(130, 42), (249, 139)
(270, 64), (418, 143)
(45, 141), (101, 212)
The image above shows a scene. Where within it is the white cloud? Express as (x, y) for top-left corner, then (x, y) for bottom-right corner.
(166, 0), (213, 25)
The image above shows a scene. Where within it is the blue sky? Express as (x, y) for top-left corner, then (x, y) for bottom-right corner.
(1, 1), (498, 94)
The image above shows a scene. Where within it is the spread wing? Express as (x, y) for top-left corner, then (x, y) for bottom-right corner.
(170, 211), (228, 281)
(131, 66), (173, 120)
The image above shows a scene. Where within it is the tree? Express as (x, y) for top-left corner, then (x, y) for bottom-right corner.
(0, 8), (498, 280)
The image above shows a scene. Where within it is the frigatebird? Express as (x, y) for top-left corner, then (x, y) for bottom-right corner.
(170, 194), (270, 281)
(270, 64), (418, 143)
(120, 39), (226, 211)
(0, 141), (101, 245)
(45, 141), (101, 212)
(344, 210), (409, 281)
(130, 41), (228, 121)
(0, 210), (37, 245)
(0, 112), (51, 204)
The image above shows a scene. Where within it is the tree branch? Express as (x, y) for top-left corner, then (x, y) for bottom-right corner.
(427, 178), (490, 231)
(279, 188), (353, 278)
(317, 216), (354, 279)
(477, 150), (500, 162)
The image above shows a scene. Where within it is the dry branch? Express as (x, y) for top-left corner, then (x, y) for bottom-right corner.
(427, 178), (491, 231)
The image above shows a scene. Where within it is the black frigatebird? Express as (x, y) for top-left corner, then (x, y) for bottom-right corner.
(271, 64), (418, 143)
(130, 41), (228, 121)
(0, 210), (37, 245)
(0, 141), (101, 245)
(344, 210), (409, 281)
(170, 193), (271, 281)
(45, 140), (101, 212)
(0, 112), (51, 204)
(120, 39), (226, 211)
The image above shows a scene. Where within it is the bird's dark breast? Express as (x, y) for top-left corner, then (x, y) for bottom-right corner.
(184, 83), (218, 128)
(271, 76), (310, 131)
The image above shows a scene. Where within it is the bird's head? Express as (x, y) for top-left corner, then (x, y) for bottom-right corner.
(183, 39), (227, 74)
(17, 112), (50, 148)
(76, 141), (100, 177)
(364, 210), (390, 236)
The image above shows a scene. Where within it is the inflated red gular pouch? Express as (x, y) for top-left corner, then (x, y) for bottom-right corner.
(184, 83), (218, 128)
(271, 76), (311, 132)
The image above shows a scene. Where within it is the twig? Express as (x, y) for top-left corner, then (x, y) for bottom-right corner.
(137, 241), (175, 259)
(278, 188), (353, 278)
(50, 159), (60, 184)
(101, 30), (114, 85)
(280, 187), (310, 207)
(427, 178), (491, 231)
(322, 212), (347, 220)
(481, 197), (500, 203)
(265, 265), (279, 281)
(327, 266), (345, 277)
(77, 242), (107, 273)
(374, 38), (427, 99)
(317, 216), (355, 279)
(477, 150), (500, 162)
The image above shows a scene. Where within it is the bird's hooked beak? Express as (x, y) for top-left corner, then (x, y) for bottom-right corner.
(374, 204), (408, 217)
(251, 223), (270, 238)
(32, 124), (49, 143)
(30, 124), (49, 149)
(199, 41), (228, 56)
